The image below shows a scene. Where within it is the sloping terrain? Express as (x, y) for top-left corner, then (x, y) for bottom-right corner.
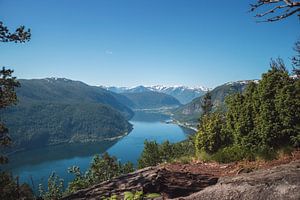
(17, 78), (133, 118)
(173, 80), (256, 124)
(63, 151), (300, 200)
(180, 160), (300, 200)
(1, 78), (133, 152)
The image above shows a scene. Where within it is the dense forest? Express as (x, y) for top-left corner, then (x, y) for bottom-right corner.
(1, 78), (134, 152)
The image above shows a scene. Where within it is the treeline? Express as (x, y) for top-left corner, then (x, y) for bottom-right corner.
(138, 139), (194, 168)
(195, 60), (300, 162)
(2, 102), (132, 152)
(138, 61), (300, 166)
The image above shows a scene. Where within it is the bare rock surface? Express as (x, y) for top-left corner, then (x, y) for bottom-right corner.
(62, 157), (300, 200)
(176, 160), (300, 200)
(62, 166), (218, 199)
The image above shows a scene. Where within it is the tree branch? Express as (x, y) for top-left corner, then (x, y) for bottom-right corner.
(250, 0), (300, 22)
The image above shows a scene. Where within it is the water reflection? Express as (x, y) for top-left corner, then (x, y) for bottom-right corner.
(3, 111), (193, 192)
(3, 140), (118, 170)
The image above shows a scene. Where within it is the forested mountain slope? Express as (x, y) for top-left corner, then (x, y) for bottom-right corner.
(1, 78), (133, 152)
(173, 80), (257, 123)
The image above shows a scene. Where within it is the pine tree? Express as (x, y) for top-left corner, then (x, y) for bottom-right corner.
(195, 112), (230, 154)
(0, 21), (30, 164)
(138, 140), (161, 168)
(201, 90), (213, 116)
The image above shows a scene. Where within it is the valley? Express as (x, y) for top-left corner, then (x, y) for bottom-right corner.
(5, 116), (193, 193)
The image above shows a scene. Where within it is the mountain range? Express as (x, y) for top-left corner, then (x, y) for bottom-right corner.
(2, 77), (258, 152)
(102, 85), (208, 104)
(2, 78), (134, 152)
(172, 80), (258, 125)
(122, 91), (182, 109)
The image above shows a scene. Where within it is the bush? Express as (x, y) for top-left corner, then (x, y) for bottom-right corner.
(138, 140), (161, 168)
(211, 145), (255, 163)
(38, 172), (64, 200)
(66, 152), (134, 194)
(0, 171), (34, 200)
(138, 139), (195, 168)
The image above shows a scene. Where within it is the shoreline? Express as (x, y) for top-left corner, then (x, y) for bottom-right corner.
(166, 119), (198, 132)
(5, 130), (131, 157)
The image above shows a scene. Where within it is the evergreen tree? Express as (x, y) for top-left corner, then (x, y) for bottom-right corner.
(201, 90), (213, 117)
(195, 112), (230, 154)
(225, 59), (299, 151)
(292, 39), (300, 76)
(138, 140), (161, 168)
(0, 21), (30, 164)
(226, 82), (260, 150)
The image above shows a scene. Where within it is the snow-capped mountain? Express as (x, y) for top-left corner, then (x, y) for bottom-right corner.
(101, 85), (208, 104)
(147, 85), (208, 104)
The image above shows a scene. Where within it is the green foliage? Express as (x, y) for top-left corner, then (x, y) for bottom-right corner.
(0, 68), (20, 164)
(1, 21), (30, 163)
(195, 61), (300, 162)
(200, 90), (212, 116)
(0, 21), (31, 43)
(211, 145), (255, 163)
(226, 61), (300, 151)
(0, 171), (34, 200)
(38, 172), (64, 200)
(108, 194), (118, 200)
(66, 152), (134, 194)
(2, 78), (134, 152)
(195, 112), (232, 154)
(138, 139), (195, 168)
(124, 191), (134, 200)
(292, 39), (300, 75)
(145, 193), (161, 198)
(106, 191), (161, 200)
(138, 140), (161, 168)
(3, 102), (132, 152)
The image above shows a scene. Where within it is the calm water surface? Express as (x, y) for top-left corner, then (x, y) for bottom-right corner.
(4, 114), (193, 191)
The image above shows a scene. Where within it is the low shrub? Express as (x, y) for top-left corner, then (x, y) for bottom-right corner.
(211, 145), (255, 163)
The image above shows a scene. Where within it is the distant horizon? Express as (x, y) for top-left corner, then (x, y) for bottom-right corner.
(1, 0), (298, 88)
(18, 76), (263, 90)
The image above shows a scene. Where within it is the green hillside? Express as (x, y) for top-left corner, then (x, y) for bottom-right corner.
(1, 78), (133, 152)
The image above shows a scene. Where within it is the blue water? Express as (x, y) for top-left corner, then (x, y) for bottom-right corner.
(4, 119), (193, 192)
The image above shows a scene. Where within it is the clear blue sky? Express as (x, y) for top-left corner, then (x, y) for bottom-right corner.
(0, 0), (299, 88)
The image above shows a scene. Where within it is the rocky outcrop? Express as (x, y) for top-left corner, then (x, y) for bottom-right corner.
(62, 166), (218, 199)
(63, 160), (300, 200)
(177, 160), (300, 200)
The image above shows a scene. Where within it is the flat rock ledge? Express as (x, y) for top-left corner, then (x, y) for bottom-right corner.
(62, 166), (218, 199)
(176, 160), (300, 200)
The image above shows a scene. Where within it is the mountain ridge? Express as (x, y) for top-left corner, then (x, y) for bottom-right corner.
(1, 78), (134, 152)
(173, 80), (259, 126)
(101, 85), (208, 104)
